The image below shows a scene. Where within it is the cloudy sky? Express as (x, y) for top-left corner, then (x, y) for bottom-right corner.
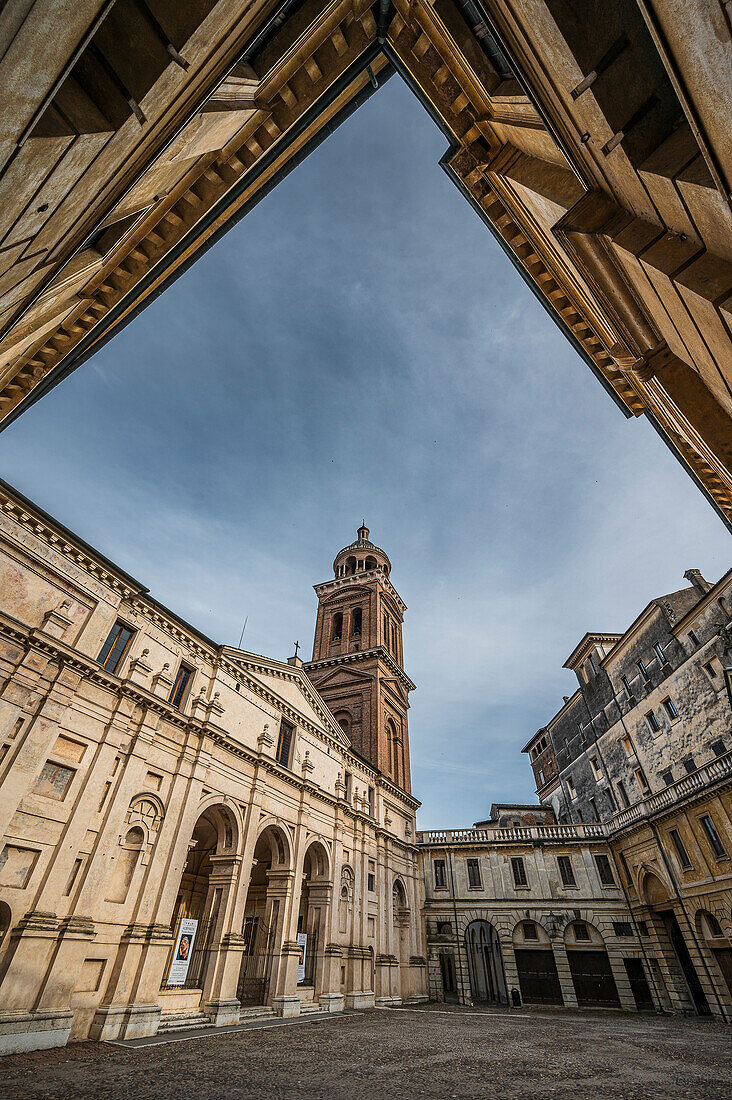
(1, 77), (729, 828)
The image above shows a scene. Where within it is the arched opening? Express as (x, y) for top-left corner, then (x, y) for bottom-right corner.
(345, 557), (356, 575)
(162, 806), (237, 997)
(350, 607), (362, 637)
(0, 901), (12, 953)
(105, 826), (144, 904)
(392, 878), (410, 1000)
(237, 824), (291, 1007)
(564, 920), (620, 1007)
(641, 870), (710, 1015)
(334, 710), (351, 738)
(696, 909), (732, 999)
(512, 920), (563, 1005)
(386, 719), (400, 787)
(297, 841), (331, 999)
(465, 920), (507, 1004)
(365, 556), (377, 571)
(331, 612), (343, 642)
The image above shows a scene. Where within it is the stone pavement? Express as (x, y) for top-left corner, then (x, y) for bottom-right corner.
(0, 1004), (729, 1099)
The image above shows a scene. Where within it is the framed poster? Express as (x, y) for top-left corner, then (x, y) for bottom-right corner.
(167, 918), (198, 985)
(297, 931), (307, 984)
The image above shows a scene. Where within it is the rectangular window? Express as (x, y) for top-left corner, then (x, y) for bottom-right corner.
(590, 756), (601, 780)
(654, 643), (665, 663)
(522, 921), (538, 940)
(588, 796), (599, 822)
(589, 653), (599, 675)
(344, 771), (352, 801)
(511, 857), (528, 888)
(661, 769), (674, 786)
(669, 828), (692, 869)
(637, 659), (649, 680)
(367, 873), (375, 892)
(646, 711), (661, 733)
(617, 780), (630, 808)
(619, 851), (633, 885)
(276, 720), (294, 768)
(662, 698), (679, 720)
(34, 761), (75, 801)
(621, 735), (634, 756)
(682, 756), (696, 774)
(574, 922), (590, 941)
(557, 855), (576, 887)
(566, 775), (576, 799)
(97, 621), (134, 674)
(637, 920), (649, 937)
(367, 786), (375, 816)
(620, 674), (632, 694)
(434, 859), (447, 889)
(703, 661), (717, 680)
(699, 815), (727, 859)
(169, 665), (192, 709)
(711, 739), (726, 757)
(466, 858), (481, 888)
(634, 767), (650, 792)
(594, 853), (615, 886)
(688, 630), (700, 646)
(613, 921), (633, 937)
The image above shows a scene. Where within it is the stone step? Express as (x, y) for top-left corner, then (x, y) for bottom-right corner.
(238, 1006), (275, 1022)
(299, 1002), (327, 1015)
(157, 1012), (211, 1033)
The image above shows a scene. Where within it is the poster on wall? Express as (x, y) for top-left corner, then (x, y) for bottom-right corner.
(297, 931), (307, 984)
(167, 918), (198, 985)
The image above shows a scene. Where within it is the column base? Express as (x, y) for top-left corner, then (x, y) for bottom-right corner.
(204, 999), (241, 1027)
(345, 991), (375, 1010)
(375, 996), (402, 1007)
(89, 1003), (161, 1042)
(0, 1010), (73, 1056)
(272, 995), (301, 1018)
(318, 993), (345, 1013)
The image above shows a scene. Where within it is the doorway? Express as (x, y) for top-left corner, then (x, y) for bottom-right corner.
(465, 920), (507, 1004)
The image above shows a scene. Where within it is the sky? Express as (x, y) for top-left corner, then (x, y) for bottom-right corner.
(0, 77), (729, 829)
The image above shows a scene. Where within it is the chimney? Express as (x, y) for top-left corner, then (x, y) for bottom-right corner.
(684, 568), (711, 596)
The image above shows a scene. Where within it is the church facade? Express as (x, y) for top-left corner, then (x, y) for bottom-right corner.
(0, 484), (426, 1055)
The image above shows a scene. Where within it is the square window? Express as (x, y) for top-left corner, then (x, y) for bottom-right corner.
(276, 720), (294, 768)
(97, 621), (134, 674)
(34, 761), (75, 801)
(522, 921), (538, 940)
(466, 858), (481, 888)
(711, 739), (726, 758)
(434, 859), (447, 889)
(573, 922), (590, 941)
(613, 921), (633, 937)
(660, 769), (674, 786)
(511, 857), (528, 888)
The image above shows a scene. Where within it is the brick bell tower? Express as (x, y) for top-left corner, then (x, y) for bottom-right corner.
(304, 525), (415, 792)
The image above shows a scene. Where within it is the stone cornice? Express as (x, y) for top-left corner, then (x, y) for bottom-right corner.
(305, 646), (416, 693)
(314, 570), (406, 615)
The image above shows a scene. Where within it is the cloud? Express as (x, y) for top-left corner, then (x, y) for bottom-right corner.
(0, 78), (728, 830)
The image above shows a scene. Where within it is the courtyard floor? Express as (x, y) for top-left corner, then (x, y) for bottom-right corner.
(0, 1004), (729, 1099)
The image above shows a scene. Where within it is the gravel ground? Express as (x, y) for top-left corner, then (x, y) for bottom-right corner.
(0, 1004), (729, 1099)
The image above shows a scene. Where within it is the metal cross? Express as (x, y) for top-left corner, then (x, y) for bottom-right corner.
(293, 640), (300, 658)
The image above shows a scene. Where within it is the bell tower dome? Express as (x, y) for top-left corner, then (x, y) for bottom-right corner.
(304, 526), (414, 791)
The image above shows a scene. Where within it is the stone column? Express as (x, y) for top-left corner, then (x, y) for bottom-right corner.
(201, 853), (245, 1026)
(266, 868), (300, 1016)
(551, 940), (577, 1008)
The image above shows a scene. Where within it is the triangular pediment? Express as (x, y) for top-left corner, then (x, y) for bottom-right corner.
(306, 663), (374, 691)
(221, 647), (349, 745)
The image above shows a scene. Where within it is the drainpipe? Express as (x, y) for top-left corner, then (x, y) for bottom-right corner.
(648, 821), (727, 1021)
(605, 844), (664, 1013)
(377, 0), (391, 44)
(446, 845), (468, 1005)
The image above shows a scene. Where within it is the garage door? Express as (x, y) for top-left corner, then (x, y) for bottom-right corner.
(514, 949), (563, 1005)
(568, 949), (620, 1007)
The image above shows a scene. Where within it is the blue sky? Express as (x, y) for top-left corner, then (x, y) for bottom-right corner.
(0, 77), (728, 828)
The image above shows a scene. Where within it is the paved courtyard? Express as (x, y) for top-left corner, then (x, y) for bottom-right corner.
(0, 1005), (729, 1099)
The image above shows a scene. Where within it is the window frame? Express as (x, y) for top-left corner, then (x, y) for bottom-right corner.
(511, 856), (528, 888)
(699, 814), (727, 860)
(275, 719), (295, 769)
(645, 710), (661, 733)
(573, 921), (590, 942)
(594, 852), (616, 887)
(557, 854), (577, 888)
(668, 828), (692, 869)
(433, 858), (447, 889)
(97, 620), (135, 674)
(169, 663), (193, 709)
(466, 857), (482, 889)
(33, 760), (76, 802)
(662, 697), (679, 720)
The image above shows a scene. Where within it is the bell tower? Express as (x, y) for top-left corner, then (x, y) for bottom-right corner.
(304, 525), (415, 792)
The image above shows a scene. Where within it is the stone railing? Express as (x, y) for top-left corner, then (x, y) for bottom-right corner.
(416, 823), (607, 845)
(417, 751), (732, 846)
(606, 749), (732, 832)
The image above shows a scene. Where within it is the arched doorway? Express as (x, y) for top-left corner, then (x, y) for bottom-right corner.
(512, 920), (562, 1005)
(237, 824), (291, 1007)
(564, 920), (620, 1007)
(162, 804), (238, 996)
(297, 841), (331, 999)
(695, 909), (732, 1002)
(393, 879), (410, 1000)
(641, 869), (710, 1015)
(465, 920), (507, 1004)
